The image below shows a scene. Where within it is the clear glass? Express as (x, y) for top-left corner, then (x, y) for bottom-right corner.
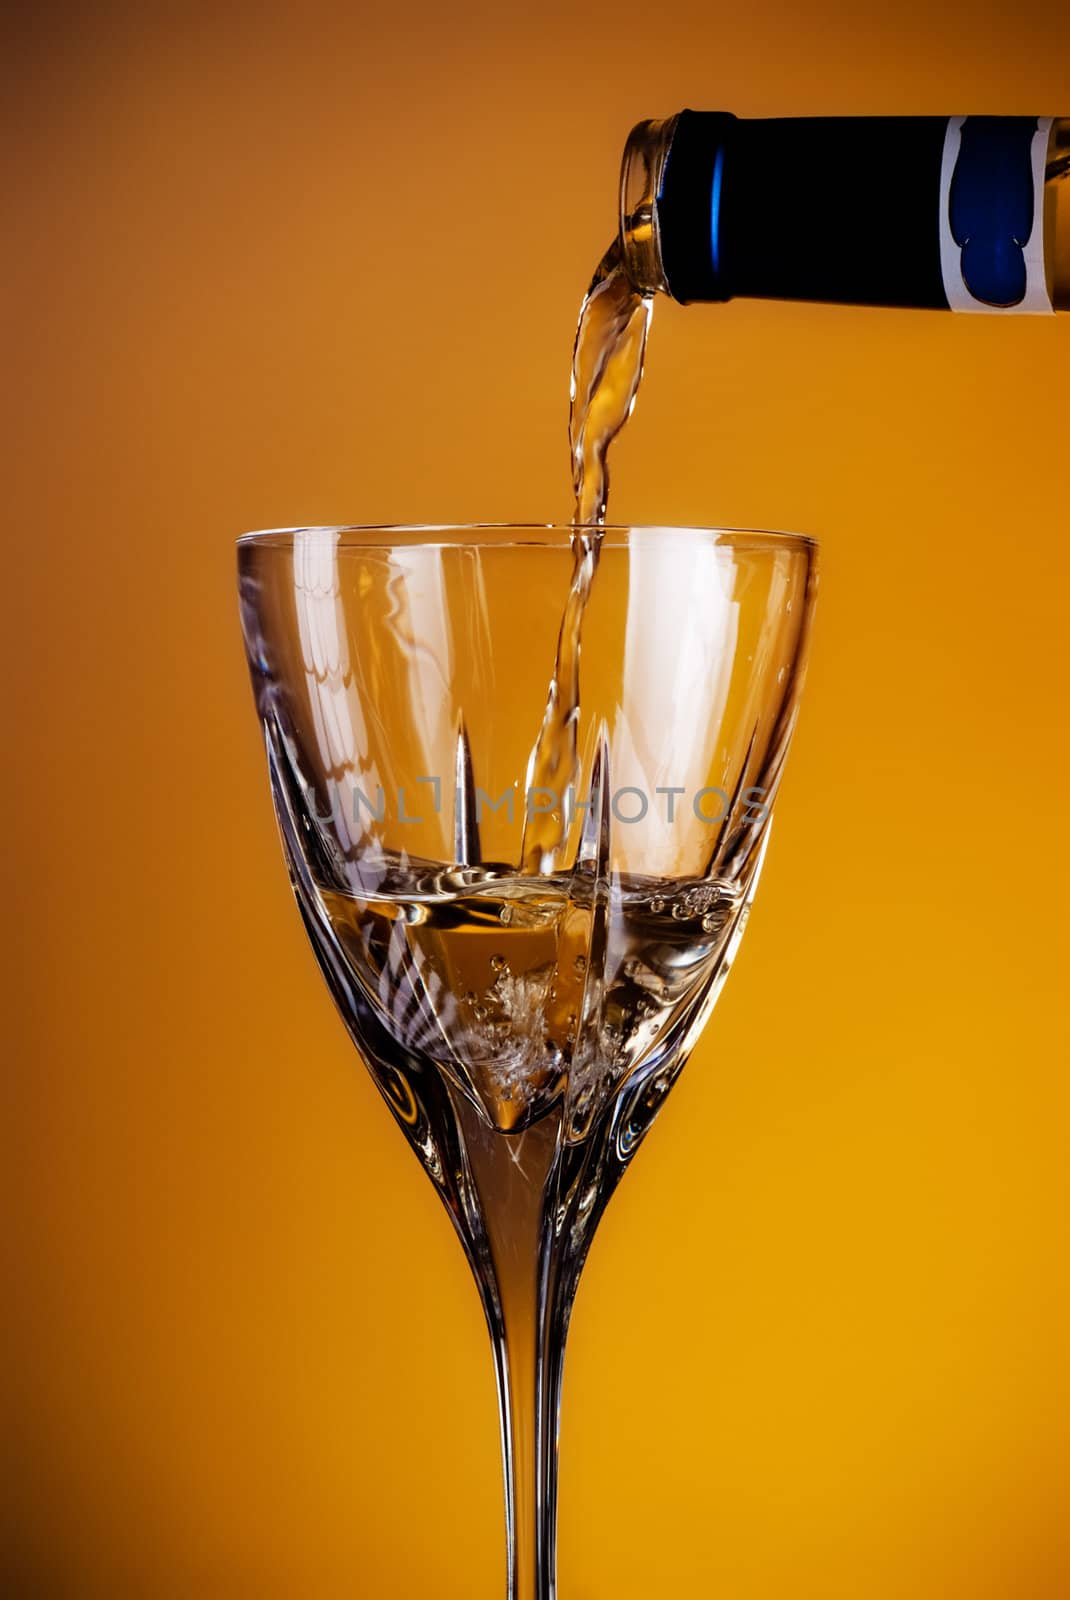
(238, 523), (817, 1599)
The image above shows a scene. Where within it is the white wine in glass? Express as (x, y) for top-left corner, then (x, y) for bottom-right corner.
(239, 522), (817, 1599)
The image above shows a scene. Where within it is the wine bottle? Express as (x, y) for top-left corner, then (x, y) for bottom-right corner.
(620, 113), (1070, 312)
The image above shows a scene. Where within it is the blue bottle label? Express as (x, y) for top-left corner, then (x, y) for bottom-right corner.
(939, 115), (1053, 312)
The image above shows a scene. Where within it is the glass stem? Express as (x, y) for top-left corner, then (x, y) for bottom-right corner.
(451, 1093), (573, 1600)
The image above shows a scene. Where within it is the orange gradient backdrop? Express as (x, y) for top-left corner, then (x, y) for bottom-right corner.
(5, 1), (1070, 1594)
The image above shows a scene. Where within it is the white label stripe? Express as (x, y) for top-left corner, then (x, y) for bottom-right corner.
(938, 115), (1054, 315)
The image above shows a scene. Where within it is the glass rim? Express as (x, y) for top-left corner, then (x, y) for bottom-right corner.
(236, 522), (818, 552)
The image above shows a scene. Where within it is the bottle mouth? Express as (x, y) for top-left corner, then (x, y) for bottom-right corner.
(618, 115), (678, 295)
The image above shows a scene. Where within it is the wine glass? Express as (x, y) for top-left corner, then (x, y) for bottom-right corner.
(238, 523), (816, 1600)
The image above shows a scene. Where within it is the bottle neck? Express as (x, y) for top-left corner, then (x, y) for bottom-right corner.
(620, 113), (1069, 313)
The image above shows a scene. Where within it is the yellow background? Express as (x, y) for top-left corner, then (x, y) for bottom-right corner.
(5, 1), (1069, 1594)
